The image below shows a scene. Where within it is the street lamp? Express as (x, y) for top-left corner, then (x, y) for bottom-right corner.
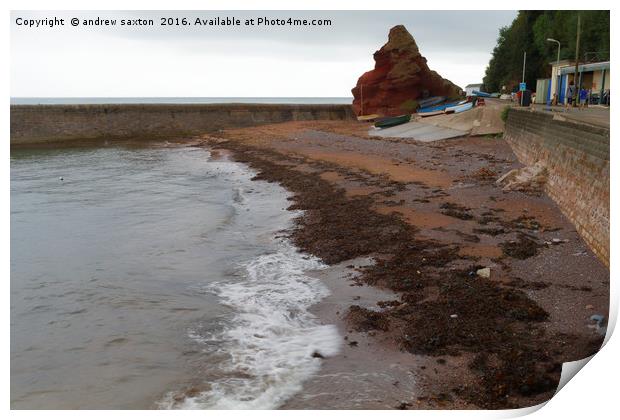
(547, 38), (561, 104)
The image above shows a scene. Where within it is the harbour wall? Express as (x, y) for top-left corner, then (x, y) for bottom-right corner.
(504, 108), (609, 266)
(10, 103), (355, 145)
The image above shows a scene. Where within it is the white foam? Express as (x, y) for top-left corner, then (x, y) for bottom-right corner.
(162, 244), (340, 409)
(159, 156), (341, 409)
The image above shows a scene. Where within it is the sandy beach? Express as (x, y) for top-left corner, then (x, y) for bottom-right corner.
(196, 120), (609, 409)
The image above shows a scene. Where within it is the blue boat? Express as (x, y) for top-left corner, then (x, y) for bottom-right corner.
(445, 102), (474, 114)
(417, 96), (446, 108)
(472, 90), (491, 98)
(418, 110), (445, 117)
(418, 99), (468, 114)
(418, 101), (460, 113)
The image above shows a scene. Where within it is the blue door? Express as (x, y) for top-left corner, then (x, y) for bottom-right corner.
(559, 75), (567, 103)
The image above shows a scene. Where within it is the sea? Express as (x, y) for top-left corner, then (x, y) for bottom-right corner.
(10, 143), (342, 409)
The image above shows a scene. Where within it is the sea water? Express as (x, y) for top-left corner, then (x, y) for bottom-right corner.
(10, 144), (340, 409)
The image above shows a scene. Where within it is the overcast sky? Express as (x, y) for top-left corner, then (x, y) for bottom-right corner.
(11, 10), (517, 97)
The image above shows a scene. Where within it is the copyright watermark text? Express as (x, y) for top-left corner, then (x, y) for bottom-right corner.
(14, 15), (333, 29)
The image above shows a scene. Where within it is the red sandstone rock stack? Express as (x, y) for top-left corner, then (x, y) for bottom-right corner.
(352, 25), (463, 116)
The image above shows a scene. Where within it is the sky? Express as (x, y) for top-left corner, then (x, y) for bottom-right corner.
(11, 10), (517, 97)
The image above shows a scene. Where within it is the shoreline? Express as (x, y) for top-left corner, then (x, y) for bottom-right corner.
(199, 120), (609, 409)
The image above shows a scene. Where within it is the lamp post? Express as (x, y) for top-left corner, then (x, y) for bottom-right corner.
(574, 13), (581, 107)
(520, 51), (526, 106)
(547, 38), (561, 104)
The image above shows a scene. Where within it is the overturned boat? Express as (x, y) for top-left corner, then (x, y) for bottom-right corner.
(472, 90), (491, 98)
(418, 100), (466, 114)
(445, 101), (474, 114)
(357, 114), (381, 122)
(417, 96), (446, 108)
(418, 100), (469, 117)
(374, 114), (411, 128)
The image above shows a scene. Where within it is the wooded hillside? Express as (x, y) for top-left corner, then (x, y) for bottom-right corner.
(483, 11), (610, 92)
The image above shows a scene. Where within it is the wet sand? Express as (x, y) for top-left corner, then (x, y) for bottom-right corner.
(195, 120), (608, 409)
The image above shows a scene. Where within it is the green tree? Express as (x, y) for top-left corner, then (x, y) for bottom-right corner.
(483, 10), (609, 93)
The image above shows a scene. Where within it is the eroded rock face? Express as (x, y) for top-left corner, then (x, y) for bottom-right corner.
(352, 25), (462, 116)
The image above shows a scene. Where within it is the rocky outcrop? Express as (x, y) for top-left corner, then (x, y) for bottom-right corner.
(352, 25), (462, 116)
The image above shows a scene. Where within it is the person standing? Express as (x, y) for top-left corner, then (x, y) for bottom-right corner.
(579, 87), (588, 110)
(566, 82), (575, 109)
(603, 89), (610, 106)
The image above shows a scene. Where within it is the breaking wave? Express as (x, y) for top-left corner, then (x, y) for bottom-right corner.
(160, 244), (340, 409)
(159, 154), (341, 409)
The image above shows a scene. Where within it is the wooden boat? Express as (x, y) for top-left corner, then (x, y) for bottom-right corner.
(374, 114), (411, 128)
(445, 102), (474, 114)
(357, 114), (380, 122)
(417, 96), (446, 108)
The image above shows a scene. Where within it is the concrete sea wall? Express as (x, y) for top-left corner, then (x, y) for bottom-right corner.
(504, 108), (609, 265)
(10, 103), (355, 145)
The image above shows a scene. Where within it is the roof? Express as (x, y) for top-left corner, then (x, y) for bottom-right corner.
(550, 59), (574, 67)
(560, 61), (610, 75)
(465, 83), (482, 88)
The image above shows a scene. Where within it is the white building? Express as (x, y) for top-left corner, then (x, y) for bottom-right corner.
(464, 83), (483, 97)
(548, 59), (610, 105)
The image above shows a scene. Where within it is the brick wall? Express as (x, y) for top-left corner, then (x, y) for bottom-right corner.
(504, 108), (610, 265)
(10, 103), (355, 145)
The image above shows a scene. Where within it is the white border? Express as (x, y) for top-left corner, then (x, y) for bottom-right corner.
(4, 2), (618, 419)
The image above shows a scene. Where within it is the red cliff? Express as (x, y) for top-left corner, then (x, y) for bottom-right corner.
(352, 25), (463, 116)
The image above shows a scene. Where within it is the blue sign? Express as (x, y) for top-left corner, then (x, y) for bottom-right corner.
(519, 82), (526, 91)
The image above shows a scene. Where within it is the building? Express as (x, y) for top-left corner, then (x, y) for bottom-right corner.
(547, 59), (610, 105)
(464, 83), (483, 97)
(535, 78), (551, 104)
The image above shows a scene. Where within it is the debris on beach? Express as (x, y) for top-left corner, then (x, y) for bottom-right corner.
(507, 215), (542, 231)
(440, 202), (474, 220)
(590, 314), (607, 335)
(496, 162), (547, 193)
(471, 167), (497, 182)
(396, 401), (413, 410)
(500, 233), (541, 259)
(544, 237), (569, 246)
(346, 305), (390, 332)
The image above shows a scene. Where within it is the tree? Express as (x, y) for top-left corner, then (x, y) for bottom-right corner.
(483, 11), (609, 93)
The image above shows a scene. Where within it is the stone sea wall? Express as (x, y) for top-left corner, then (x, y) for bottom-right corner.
(504, 108), (609, 265)
(10, 103), (355, 145)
